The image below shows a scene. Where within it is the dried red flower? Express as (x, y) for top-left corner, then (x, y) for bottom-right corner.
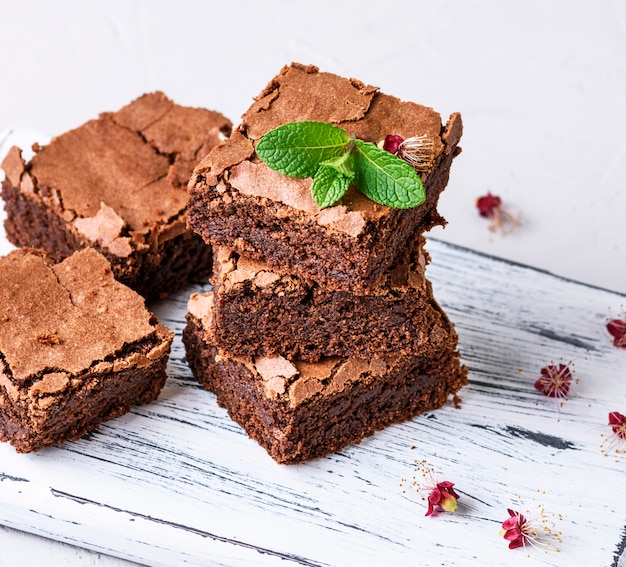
(501, 508), (531, 549)
(500, 506), (562, 551)
(382, 134), (435, 172)
(426, 481), (459, 517)
(475, 192), (521, 234)
(401, 460), (460, 516)
(607, 319), (626, 348)
(609, 411), (626, 433)
(382, 134), (404, 155)
(520, 358), (581, 413)
(604, 411), (626, 455)
(534, 363), (573, 399)
(476, 192), (502, 218)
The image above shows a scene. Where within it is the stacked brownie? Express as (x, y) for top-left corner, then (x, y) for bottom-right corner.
(184, 63), (468, 464)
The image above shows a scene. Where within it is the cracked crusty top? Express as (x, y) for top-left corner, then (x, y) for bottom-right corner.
(0, 247), (170, 382)
(1, 92), (231, 254)
(191, 62), (462, 237)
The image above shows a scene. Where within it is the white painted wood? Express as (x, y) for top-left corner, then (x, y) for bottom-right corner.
(0, 220), (624, 566)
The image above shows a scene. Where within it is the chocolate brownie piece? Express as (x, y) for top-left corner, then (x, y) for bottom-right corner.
(183, 292), (467, 464)
(1, 92), (232, 301)
(0, 247), (173, 453)
(206, 240), (455, 361)
(188, 63), (462, 291)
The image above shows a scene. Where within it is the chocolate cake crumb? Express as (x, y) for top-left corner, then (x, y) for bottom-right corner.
(35, 332), (61, 346)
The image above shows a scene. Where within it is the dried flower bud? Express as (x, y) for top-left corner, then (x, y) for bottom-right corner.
(396, 135), (435, 173)
(427, 481), (459, 516)
(382, 134), (435, 173)
(607, 319), (626, 348)
(476, 192), (502, 218)
(382, 134), (404, 154)
(476, 192), (521, 234)
(601, 411), (626, 457)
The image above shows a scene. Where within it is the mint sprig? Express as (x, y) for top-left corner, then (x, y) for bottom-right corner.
(255, 121), (426, 209)
(255, 121), (349, 178)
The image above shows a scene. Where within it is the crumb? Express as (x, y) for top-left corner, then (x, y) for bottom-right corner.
(36, 332), (62, 346)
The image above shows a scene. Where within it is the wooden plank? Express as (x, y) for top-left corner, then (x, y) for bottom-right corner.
(0, 131), (624, 565)
(0, 238), (624, 566)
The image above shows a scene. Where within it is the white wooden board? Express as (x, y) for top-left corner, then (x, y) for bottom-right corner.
(0, 130), (625, 567)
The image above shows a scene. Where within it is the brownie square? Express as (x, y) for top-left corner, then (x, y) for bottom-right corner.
(188, 63), (462, 291)
(183, 291), (467, 464)
(1, 92), (232, 301)
(206, 239), (456, 361)
(0, 247), (173, 453)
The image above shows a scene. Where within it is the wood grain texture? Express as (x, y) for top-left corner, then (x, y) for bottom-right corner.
(0, 129), (624, 565)
(0, 238), (623, 567)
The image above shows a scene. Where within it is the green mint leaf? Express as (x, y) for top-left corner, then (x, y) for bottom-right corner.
(256, 121), (350, 178)
(256, 121), (428, 210)
(320, 147), (356, 180)
(310, 165), (351, 208)
(353, 140), (426, 209)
